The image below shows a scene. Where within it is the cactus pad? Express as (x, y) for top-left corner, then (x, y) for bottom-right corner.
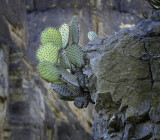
(66, 44), (84, 68)
(59, 24), (69, 48)
(57, 65), (80, 87)
(36, 43), (59, 65)
(37, 61), (62, 84)
(58, 95), (75, 101)
(51, 83), (78, 97)
(71, 16), (79, 44)
(41, 27), (62, 49)
(59, 56), (69, 69)
(59, 49), (71, 69)
(88, 31), (98, 41)
(74, 95), (89, 108)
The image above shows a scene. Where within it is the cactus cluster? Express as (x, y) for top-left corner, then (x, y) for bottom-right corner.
(36, 16), (92, 108)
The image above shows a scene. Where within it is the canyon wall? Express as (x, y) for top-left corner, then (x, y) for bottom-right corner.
(0, 0), (153, 140)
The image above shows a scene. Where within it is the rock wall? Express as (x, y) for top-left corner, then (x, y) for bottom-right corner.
(83, 11), (160, 139)
(0, 0), (93, 140)
(26, 0), (151, 66)
(0, 0), (156, 140)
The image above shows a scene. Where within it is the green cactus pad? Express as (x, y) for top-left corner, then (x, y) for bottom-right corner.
(57, 65), (80, 87)
(36, 43), (59, 65)
(52, 83), (78, 98)
(59, 49), (71, 69)
(41, 27), (62, 49)
(88, 31), (98, 41)
(71, 16), (79, 44)
(66, 44), (84, 68)
(59, 56), (69, 69)
(37, 61), (63, 84)
(59, 24), (69, 48)
(53, 79), (65, 85)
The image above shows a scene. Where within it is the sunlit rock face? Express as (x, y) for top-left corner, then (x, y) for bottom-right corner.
(83, 11), (160, 140)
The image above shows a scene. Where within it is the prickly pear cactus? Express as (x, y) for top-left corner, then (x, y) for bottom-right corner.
(66, 44), (84, 68)
(74, 95), (90, 108)
(37, 61), (63, 84)
(59, 55), (69, 69)
(59, 49), (71, 70)
(88, 31), (98, 41)
(51, 83), (77, 98)
(59, 24), (69, 48)
(52, 81), (80, 98)
(71, 16), (79, 44)
(36, 16), (94, 108)
(41, 27), (62, 49)
(57, 65), (80, 87)
(36, 43), (59, 65)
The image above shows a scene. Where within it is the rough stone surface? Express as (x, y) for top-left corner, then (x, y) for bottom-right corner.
(0, 0), (157, 140)
(83, 10), (160, 140)
(0, 0), (94, 140)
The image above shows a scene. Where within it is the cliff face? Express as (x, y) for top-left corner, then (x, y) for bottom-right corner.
(0, 0), (93, 140)
(84, 11), (160, 139)
(27, 0), (151, 66)
(0, 0), (154, 140)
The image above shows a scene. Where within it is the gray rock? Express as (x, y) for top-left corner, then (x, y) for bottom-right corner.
(0, 0), (93, 140)
(84, 10), (160, 139)
(0, 0), (158, 140)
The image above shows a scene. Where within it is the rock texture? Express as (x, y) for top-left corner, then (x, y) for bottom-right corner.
(0, 0), (156, 140)
(83, 11), (160, 140)
(0, 0), (93, 140)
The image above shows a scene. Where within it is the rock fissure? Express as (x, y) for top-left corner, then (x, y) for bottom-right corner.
(143, 43), (154, 89)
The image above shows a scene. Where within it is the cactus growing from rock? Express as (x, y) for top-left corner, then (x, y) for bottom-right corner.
(36, 16), (94, 108)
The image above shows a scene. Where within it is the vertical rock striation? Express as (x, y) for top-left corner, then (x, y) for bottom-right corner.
(83, 11), (160, 140)
(0, 0), (93, 139)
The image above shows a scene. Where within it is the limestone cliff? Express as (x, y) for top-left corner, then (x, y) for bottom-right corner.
(84, 11), (160, 139)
